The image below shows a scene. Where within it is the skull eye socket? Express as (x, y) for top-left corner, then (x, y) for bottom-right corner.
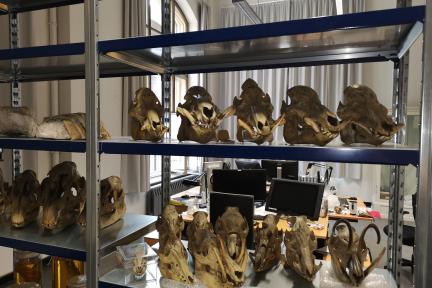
(110, 197), (114, 204)
(203, 106), (214, 118)
(152, 120), (160, 127)
(71, 187), (78, 197)
(258, 121), (264, 130)
(328, 116), (338, 126)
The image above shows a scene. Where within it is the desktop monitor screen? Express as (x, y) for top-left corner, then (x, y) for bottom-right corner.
(266, 179), (324, 220)
(261, 160), (298, 181)
(235, 160), (261, 170)
(210, 192), (254, 249)
(211, 169), (267, 201)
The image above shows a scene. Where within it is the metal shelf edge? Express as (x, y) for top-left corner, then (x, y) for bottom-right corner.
(0, 138), (86, 152)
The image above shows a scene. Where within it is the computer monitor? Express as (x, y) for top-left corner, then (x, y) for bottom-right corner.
(211, 169), (267, 201)
(235, 159), (261, 170)
(261, 160), (299, 181)
(266, 179), (324, 220)
(203, 161), (224, 191)
(210, 192), (254, 249)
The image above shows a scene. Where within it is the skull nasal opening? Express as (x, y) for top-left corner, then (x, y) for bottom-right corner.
(203, 106), (214, 118)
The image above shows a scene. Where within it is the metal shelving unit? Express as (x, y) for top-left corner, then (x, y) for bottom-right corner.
(0, 0), (431, 287)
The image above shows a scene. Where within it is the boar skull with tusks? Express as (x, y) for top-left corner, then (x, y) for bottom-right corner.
(281, 86), (348, 146)
(177, 86), (234, 144)
(337, 85), (403, 146)
(215, 207), (249, 286)
(78, 176), (126, 229)
(283, 216), (322, 281)
(250, 214), (283, 272)
(230, 79), (284, 145)
(129, 88), (168, 142)
(39, 162), (86, 232)
(5, 170), (40, 228)
(156, 205), (194, 284)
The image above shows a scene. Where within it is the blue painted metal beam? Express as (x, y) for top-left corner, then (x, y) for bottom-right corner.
(0, 0), (83, 13)
(0, 138), (86, 152)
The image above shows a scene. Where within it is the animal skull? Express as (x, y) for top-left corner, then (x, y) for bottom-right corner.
(328, 219), (385, 286)
(129, 88), (168, 142)
(187, 212), (233, 288)
(0, 168), (8, 216)
(156, 205), (194, 284)
(38, 113), (111, 140)
(281, 86), (347, 146)
(230, 79), (284, 145)
(0, 107), (39, 137)
(250, 214), (283, 272)
(78, 176), (126, 229)
(5, 170), (40, 228)
(133, 247), (147, 280)
(337, 85), (403, 145)
(283, 216), (321, 281)
(215, 207), (249, 286)
(177, 86), (234, 144)
(39, 162), (86, 231)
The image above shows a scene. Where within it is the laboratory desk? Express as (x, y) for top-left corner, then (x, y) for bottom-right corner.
(328, 197), (374, 222)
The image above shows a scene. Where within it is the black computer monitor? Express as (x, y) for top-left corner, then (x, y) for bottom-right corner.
(261, 160), (298, 181)
(210, 192), (254, 249)
(211, 169), (267, 201)
(266, 179), (324, 220)
(235, 160), (261, 170)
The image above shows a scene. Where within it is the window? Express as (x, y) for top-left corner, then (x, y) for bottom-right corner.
(148, 1), (202, 183)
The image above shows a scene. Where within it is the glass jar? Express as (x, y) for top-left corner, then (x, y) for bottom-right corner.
(13, 250), (42, 285)
(52, 257), (85, 288)
(66, 275), (86, 288)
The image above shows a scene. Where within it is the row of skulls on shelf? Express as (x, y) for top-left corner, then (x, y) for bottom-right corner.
(0, 162), (126, 232)
(157, 205), (384, 287)
(130, 78), (403, 146)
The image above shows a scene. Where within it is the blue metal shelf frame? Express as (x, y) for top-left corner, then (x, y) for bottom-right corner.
(0, 0), (83, 13)
(0, 138), (85, 152)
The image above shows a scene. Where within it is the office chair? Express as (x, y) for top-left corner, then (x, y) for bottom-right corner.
(383, 193), (416, 273)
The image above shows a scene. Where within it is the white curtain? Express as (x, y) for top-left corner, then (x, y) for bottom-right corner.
(121, 0), (151, 195)
(219, 0), (365, 179)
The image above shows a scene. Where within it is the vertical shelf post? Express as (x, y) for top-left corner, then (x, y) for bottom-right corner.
(161, 0), (172, 211)
(416, 0), (432, 287)
(84, 0), (100, 286)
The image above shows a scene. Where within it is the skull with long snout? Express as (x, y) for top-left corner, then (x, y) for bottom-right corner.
(337, 85), (403, 146)
(250, 214), (283, 272)
(129, 88), (168, 142)
(39, 162), (86, 232)
(5, 170), (40, 228)
(215, 207), (249, 286)
(177, 86), (234, 144)
(78, 176), (126, 229)
(281, 86), (348, 146)
(230, 79), (284, 145)
(156, 205), (194, 284)
(328, 219), (385, 286)
(283, 216), (322, 281)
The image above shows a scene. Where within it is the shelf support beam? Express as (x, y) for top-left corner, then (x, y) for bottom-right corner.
(416, 0), (432, 287)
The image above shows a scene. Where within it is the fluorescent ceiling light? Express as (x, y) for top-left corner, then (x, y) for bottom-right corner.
(232, 0), (263, 24)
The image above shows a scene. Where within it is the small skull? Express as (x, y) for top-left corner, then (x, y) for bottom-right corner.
(230, 79), (284, 145)
(129, 88), (168, 142)
(250, 214), (283, 272)
(156, 205), (194, 284)
(177, 86), (233, 144)
(39, 162), (86, 232)
(79, 176), (126, 229)
(132, 248), (147, 280)
(281, 86), (347, 146)
(328, 219), (385, 286)
(215, 207), (249, 286)
(6, 170), (40, 228)
(283, 216), (321, 281)
(337, 85), (403, 145)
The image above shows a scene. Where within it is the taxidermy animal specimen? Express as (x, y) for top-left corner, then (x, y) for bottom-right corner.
(5, 170), (40, 228)
(250, 214), (283, 272)
(328, 219), (385, 286)
(0, 107), (39, 137)
(39, 162), (86, 231)
(230, 79), (284, 144)
(79, 176), (126, 229)
(129, 88), (168, 142)
(281, 86), (347, 146)
(156, 205), (194, 284)
(283, 216), (321, 281)
(187, 211), (233, 288)
(215, 207), (249, 286)
(38, 113), (111, 140)
(177, 86), (234, 144)
(337, 84), (403, 145)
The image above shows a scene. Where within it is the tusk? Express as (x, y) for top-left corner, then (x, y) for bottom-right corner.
(304, 117), (320, 133)
(332, 219), (354, 250)
(359, 223), (381, 245)
(220, 105), (236, 119)
(352, 122), (374, 135)
(238, 119), (256, 138)
(271, 115), (286, 132)
(176, 107), (196, 125)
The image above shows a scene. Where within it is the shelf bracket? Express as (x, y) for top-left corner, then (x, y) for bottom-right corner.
(398, 21), (423, 59)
